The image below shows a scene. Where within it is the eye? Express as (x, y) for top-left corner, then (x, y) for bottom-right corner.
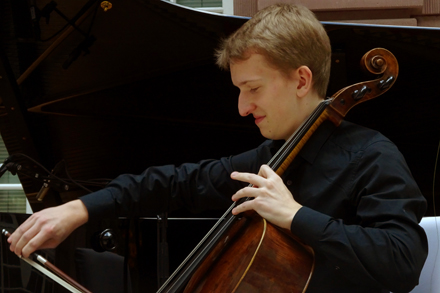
(250, 87), (259, 93)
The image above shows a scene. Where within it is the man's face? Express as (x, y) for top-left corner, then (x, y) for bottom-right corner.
(230, 53), (308, 141)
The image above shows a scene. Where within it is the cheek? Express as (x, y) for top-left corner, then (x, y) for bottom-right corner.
(272, 89), (296, 116)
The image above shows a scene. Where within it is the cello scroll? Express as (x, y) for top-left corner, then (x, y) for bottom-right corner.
(328, 48), (399, 124)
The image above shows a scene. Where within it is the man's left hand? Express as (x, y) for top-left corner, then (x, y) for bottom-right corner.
(230, 164), (302, 229)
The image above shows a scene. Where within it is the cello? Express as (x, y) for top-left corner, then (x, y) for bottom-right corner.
(157, 47), (399, 292)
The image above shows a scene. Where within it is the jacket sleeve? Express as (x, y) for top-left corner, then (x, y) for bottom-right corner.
(80, 140), (278, 222)
(290, 140), (428, 293)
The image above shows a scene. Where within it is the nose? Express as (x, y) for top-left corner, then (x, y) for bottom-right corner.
(238, 92), (256, 117)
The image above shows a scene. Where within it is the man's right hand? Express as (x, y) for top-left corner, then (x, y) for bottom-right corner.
(7, 199), (89, 258)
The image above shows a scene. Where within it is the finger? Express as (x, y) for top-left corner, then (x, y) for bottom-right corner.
(11, 212), (50, 256)
(8, 215), (38, 251)
(231, 186), (261, 201)
(21, 230), (56, 258)
(13, 223), (42, 257)
(231, 171), (266, 187)
(232, 200), (253, 215)
(258, 165), (284, 189)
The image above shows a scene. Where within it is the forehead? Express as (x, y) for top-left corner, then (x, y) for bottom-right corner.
(230, 53), (279, 86)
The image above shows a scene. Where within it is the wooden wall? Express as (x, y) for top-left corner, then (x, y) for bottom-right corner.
(233, 0), (440, 27)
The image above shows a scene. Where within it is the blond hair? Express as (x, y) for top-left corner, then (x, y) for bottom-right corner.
(216, 4), (331, 98)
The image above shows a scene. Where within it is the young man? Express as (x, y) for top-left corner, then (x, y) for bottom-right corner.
(8, 4), (427, 292)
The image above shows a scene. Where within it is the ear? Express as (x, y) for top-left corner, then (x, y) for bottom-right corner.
(295, 66), (313, 98)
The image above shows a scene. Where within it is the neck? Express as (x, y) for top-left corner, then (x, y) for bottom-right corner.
(282, 93), (323, 141)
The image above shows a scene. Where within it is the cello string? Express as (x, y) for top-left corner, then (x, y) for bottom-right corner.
(157, 200), (239, 291)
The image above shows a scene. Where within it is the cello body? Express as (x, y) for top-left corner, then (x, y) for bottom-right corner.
(184, 211), (314, 293)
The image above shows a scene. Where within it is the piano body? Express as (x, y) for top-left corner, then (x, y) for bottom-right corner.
(0, 0), (439, 291)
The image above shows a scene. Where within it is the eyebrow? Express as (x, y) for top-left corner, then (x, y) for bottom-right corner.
(236, 79), (262, 87)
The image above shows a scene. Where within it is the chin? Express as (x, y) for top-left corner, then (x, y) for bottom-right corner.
(260, 131), (285, 141)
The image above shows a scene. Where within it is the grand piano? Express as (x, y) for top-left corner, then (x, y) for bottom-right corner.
(1, 0), (439, 292)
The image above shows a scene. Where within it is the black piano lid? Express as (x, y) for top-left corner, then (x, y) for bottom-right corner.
(0, 0), (439, 215)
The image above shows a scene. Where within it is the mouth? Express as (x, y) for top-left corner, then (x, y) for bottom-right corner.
(254, 116), (265, 125)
